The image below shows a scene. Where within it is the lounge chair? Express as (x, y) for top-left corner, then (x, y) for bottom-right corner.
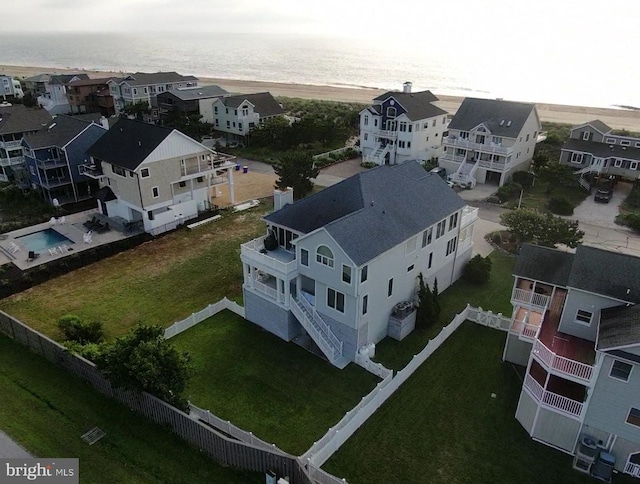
(58, 244), (68, 252)
(96, 222), (110, 234)
(27, 251), (40, 262)
(48, 247), (58, 256)
(83, 216), (99, 230)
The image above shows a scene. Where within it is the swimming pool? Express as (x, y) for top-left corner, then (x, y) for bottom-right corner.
(16, 228), (74, 253)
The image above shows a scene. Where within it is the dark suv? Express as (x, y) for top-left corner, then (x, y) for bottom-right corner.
(594, 181), (614, 203)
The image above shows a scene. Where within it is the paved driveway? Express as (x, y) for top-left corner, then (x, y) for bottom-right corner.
(569, 181), (632, 229)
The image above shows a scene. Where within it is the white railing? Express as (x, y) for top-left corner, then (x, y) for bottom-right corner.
(290, 300), (339, 363)
(189, 403), (287, 455)
(297, 296), (343, 355)
(466, 305), (511, 331)
(253, 279), (278, 300)
(440, 153), (466, 163)
(524, 374), (584, 418)
(364, 143), (391, 164)
(461, 206), (478, 228)
(355, 353), (393, 379)
(0, 155), (24, 166)
(307, 463), (347, 484)
(625, 461), (640, 478)
(313, 146), (352, 160)
(477, 159), (513, 172)
(241, 236), (297, 274)
(512, 288), (551, 309)
(444, 136), (513, 155)
(532, 339), (594, 383)
(164, 297), (245, 339)
(537, 131), (548, 143)
(520, 321), (541, 340)
(0, 140), (22, 149)
(374, 129), (397, 139)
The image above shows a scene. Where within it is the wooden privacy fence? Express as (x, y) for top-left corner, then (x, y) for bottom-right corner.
(164, 297), (245, 339)
(0, 310), (313, 484)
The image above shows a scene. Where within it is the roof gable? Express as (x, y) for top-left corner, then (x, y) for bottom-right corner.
(373, 90), (445, 121)
(23, 115), (98, 149)
(142, 130), (210, 165)
(449, 98), (537, 138)
(0, 105), (53, 136)
(221, 92), (283, 117)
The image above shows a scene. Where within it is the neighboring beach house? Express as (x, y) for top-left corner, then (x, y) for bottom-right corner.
(157, 85), (228, 122)
(359, 82), (448, 166)
(559, 120), (640, 186)
(37, 74), (90, 115)
(205, 92), (284, 144)
(441, 98), (544, 187)
(84, 118), (235, 235)
(66, 78), (116, 116)
(0, 76), (24, 100)
(23, 115), (107, 205)
(24, 74), (51, 96)
(240, 161), (478, 367)
(503, 244), (640, 478)
(0, 103), (52, 183)
(107, 72), (199, 121)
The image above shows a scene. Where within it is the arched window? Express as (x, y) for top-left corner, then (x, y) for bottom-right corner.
(386, 107), (397, 118)
(316, 246), (334, 268)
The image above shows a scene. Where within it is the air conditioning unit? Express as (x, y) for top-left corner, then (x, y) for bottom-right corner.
(394, 301), (413, 319)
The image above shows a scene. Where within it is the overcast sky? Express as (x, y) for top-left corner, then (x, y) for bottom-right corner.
(4, 0), (639, 46)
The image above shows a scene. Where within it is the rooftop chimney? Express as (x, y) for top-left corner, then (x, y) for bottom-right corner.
(403, 82), (412, 94)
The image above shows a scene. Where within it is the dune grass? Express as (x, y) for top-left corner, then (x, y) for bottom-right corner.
(170, 311), (379, 455)
(0, 332), (260, 484)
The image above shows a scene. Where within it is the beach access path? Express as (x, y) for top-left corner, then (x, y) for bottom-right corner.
(2, 64), (640, 131)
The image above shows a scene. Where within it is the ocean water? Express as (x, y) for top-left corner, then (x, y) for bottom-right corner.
(0, 32), (637, 109)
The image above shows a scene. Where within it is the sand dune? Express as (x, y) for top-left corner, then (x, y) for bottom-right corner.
(2, 63), (640, 131)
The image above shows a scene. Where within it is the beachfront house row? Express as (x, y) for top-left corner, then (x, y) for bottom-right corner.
(0, 103), (52, 184)
(83, 118), (236, 235)
(559, 120), (640, 187)
(157, 85), (228, 122)
(23, 115), (108, 205)
(107, 72), (199, 121)
(0, 75), (24, 99)
(66, 78), (116, 117)
(240, 161), (478, 368)
(37, 74), (90, 115)
(204, 92), (284, 144)
(440, 98), (545, 187)
(503, 244), (640, 478)
(359, 82), (449, 166)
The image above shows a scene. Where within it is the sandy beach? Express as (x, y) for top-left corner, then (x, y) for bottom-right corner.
(3, 63), (640, 131)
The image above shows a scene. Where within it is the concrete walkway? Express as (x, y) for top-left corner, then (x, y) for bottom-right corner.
(0, 430), (31, 458)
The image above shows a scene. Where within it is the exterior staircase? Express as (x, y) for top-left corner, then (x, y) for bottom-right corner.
(291, 296), (349, 368)
(364, 144), (392, 165)
(574, 158), (604, 192)
(449, 158), (478, 188)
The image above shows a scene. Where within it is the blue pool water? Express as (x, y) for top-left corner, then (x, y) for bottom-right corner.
(16, 229), (73, 253)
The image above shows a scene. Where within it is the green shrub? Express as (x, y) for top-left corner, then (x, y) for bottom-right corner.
(491, 232), (502, 244)
(512, 171), (535, 189)
(622, 213), (640, 232)
(496, 182), (522, 202)
(361, 162), (378, 169)
(548, 196), (574, 215)
(463, 255), (492, 284)
(486, 196), (502, 204)
(57, 315), (104, 344)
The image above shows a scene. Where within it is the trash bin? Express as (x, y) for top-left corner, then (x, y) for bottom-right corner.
(243, 166), (249, 174)
(235, 163), (241, 171)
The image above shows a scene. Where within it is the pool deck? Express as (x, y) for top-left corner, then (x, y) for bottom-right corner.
(0, 209), (138, 271)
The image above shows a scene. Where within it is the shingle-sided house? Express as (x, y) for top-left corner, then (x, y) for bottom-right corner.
(359, 82), (449, 166)
(0, 103), (52, 183)
(23, 114), (107, 205)
(37, 74), (90, 115)
(205, 92), (284, 143)
(503, 244), (640, 478)
(559, 120), (640, 186)
(441, 98), (544, 187)
(240, 161), (478, 367)
(84, 118), (235, 235)
(157, 85), (228, 121)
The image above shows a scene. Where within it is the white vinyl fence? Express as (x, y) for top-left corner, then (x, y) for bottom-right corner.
(466, 305), (511, 331)
(164, 298), (245, 339)
(355, 353), (393, 379)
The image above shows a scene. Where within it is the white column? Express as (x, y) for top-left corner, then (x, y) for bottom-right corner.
(284, 277), (291, 306)
(228, 167), (235, 205)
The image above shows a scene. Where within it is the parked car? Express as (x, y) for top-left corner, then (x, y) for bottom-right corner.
(594, 186), (613, 203)
(429, 167), (447, 180)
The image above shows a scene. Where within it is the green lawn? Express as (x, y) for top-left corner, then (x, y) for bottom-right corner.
(325, 323), (636, 484)
(0, 205), (270, 340)
(170, 311), (379, 455)
(505, 182), (588, 213)
(374, 251), (516, 370)
(0, 332), (260, 484)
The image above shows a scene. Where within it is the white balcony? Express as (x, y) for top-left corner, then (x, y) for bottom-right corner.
(532, 339), (594, 384)
(444, 136), (513, 156)
(512, 288), (551, 310)
(241, 236), (297, 276)
(79, 164), (105, 180)
(440, 153), (466, 164)
(524, 374), (584, 419)
(0, 155), (24, 167)
(374, 128), (397, 139)
(0, 140), (22, 150)
(461, 206), (478, 228)
(537, 131), (548, 143)
(180, 157), (235, 180)
(476, 159), (514, 172)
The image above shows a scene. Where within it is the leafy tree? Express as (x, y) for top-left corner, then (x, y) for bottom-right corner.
(416, 274), (439, 327)
(123, 101), (151, 121)
(94, 324), (192, 411)
(273, 151), (319, 199)
(536, 163), (576, 194)
(57, 315), (104, 344)
(21, 91), (39, 108)
(463, 255), (492, 284)
(501, 209), (584, 249)
(164, 114), (213, 141)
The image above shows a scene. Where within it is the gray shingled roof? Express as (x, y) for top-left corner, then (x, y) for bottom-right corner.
(0, 105), (52, 136)
(87, 118), (173, 170)
(597, 305), (640, 350)
(514, 244), (574, 286)
(265, 161), (466, 266)
(49, 74), (90, 85)
(562, 138), (640, 162)
(448, 98), (536, 138)
(120, 72), (198, 86)
(67, 77), (114, 87)
(24, 74), (51, 83)
(373, 90), (446, 121)
(167, 85), (229, 101)
(23, 115), (99, 150)
(582, 119), (612, 134)
(221, 93), (284, 118)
